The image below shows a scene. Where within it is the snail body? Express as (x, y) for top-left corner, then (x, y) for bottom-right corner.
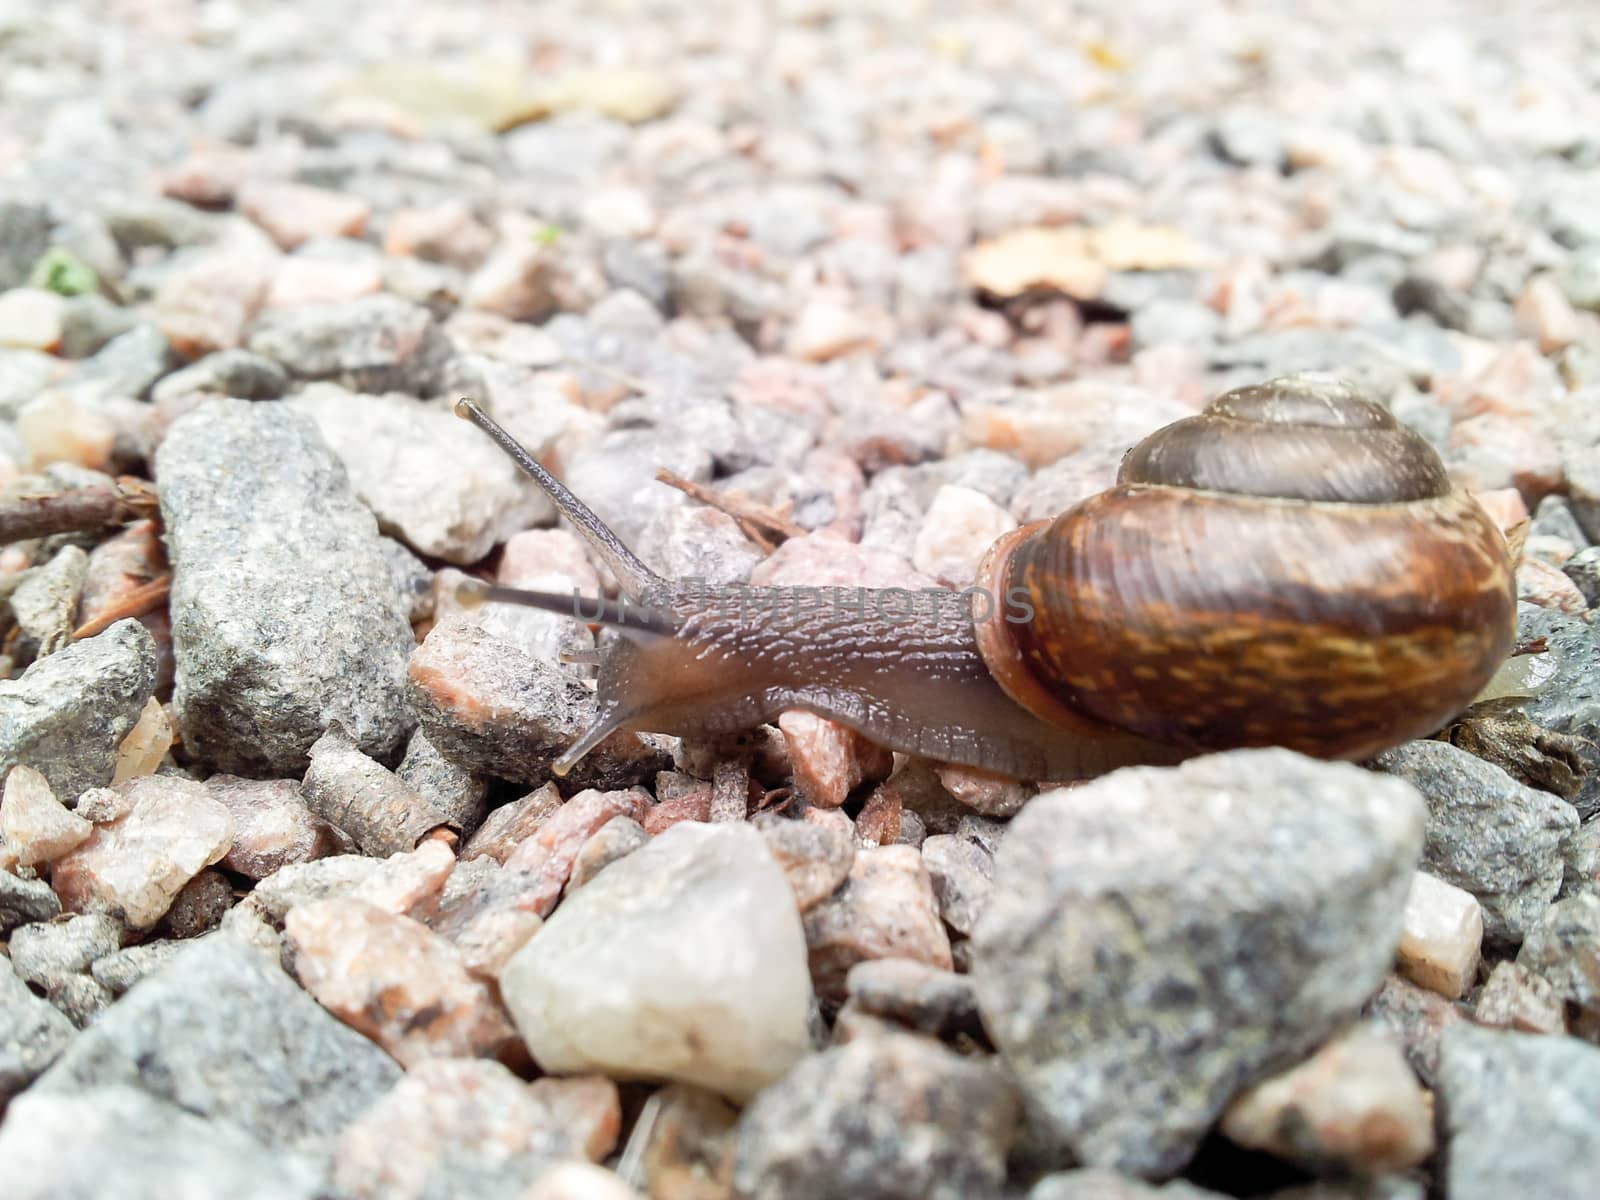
(454, 374), (1516, 781)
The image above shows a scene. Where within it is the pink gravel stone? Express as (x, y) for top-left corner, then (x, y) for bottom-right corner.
(52, 776), (232, 930)
(642, 791), (712, 835)
(156, 252), (272, 357)
(1220, 1025), (1434, 1172)
(501, 788), (652, 910)
(204, 775), (341, 881)
(1518, 556), (1589, 613)
(1471, 487), (1530, 532)
(853, 788), (902, 848)
(754, 811), (854, 911)
(462, 783), (563, 865)
(335, 1058), (619, 1200)
(1514, 274), (1580, 354)
(910, 485), (1017, 587)
(238, 180), (371, 250)
(1395, 871), (1483, 1000)
(0, 764), (92, 867)
(156, 142), (257, 207)
(784, 297), (886, 362)
(778, 711), (894, 810)
(933, 764), (1032, 818)
(749, 532), (938, 591)
(383, 200), (496, 271)
(525, 1163), (642, 1200)
(436, 789), (651, 975)
(285, 897), (517, 1067)
(1473, 960), (1565, 1034)
(803, 844), (953, 1003)
(265, 255), (384, 308)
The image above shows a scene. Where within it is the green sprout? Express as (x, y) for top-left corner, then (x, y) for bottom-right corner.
(27, 247), (99, 297)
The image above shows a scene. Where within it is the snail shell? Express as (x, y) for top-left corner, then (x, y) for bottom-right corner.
(975, 375), (1518, 761)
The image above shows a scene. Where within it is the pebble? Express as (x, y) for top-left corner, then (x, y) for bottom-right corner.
(1561, 545), (1600, 607)
(290, 385), (554, 563)
(1474, 960), (1565, 1035)
(566, 815), (649, 892)
(751, 809), (855, 912)
(0, 1086), (325, 1200)
(0, 954), (76, 1104)
(630, 1083), (739, 1200)
(156, 399), (415, 774)
(205, 774), (340, 881)
(11, 543), (86, 657)
(909, 483), (1017, 587)
(0, 618), (155, 803)
(1395, 870), (1483, 999)
(0, 870), (62, 933)
(1219, 1025), (1434, 1173)
(637, 505), (764, 586)
(154, 250), (273, 358)
(237, 180), (371, 250)
(842, 958), (984, 1043)
(334, 1058), (619, 1200)
(1518, 556), (1589, 613)
(461, 782), (562, 865)
(1027, 1172), (1228, 1200)
(51, 775), (233, 930)
(499, 822), (812, 1101)
(89, 939), (184, 996)
(1, 763), (92, 866)
(934, 762), (1032, 818)
(972, 749), (1425, 1177)
(1515, 605), (1600, 818)
(396, 729), (488, 838)
(408, 617), (666, 791)
(732, 1031), (1018, 1200)
(803, 843), (953, 1004)
(776, 710), (894, 809)
(1515, 891), (1600, 1021)
(384, 200), (495, 271)
(1436, 1025), (1600, 1200)
(285, 897), (517, 1066)
(265, 252), (385, 308)
(30, 934), (400, 1156)
(7, 912), (121, 1022)
(920, 833), (994, 937)
(1365, 974), (1466, 1089)
(438, 787), (649, 974)
(1372, 739), (1577, 944)
(247, 294), (450, 394)
(112, 696), (174, 783)
(0, 287), (65, 351)
(157, 867), (236, 938)
(150, 348), (290, 404)
(465, 239), (600, 323)
(526, 1162), (643, 1200)
(248, 842), (452, 927)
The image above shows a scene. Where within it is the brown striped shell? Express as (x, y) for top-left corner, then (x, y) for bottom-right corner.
(975, 375), (1518, 761)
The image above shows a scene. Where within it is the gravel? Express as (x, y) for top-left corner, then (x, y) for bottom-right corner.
(972, 749), (1425, 1177)
(156, 398), (415, 774)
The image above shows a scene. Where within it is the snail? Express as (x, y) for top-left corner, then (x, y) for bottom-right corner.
(451, 373), (1516, 782)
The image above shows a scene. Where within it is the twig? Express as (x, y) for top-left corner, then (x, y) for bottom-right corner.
(71, 575), (171, 641)
(0, 478), (159, 545)
(654, 469), (807, 554)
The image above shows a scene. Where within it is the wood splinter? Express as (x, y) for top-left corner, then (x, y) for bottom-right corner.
(654, 469), (806, 554)
(0, 477), (159, 546)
